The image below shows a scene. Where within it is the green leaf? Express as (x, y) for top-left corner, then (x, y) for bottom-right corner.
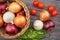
(17, 27), (47, 40)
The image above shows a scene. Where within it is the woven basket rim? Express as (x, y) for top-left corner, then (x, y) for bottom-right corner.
(0, 0), (30, 39)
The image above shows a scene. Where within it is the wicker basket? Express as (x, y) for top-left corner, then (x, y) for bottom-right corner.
(0, 0), (30, 39)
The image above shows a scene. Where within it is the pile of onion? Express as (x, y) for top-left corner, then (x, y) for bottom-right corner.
(0, 1), (27, 35)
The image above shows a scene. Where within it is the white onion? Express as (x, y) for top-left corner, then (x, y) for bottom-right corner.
(3, 11), (15, 23)
(33, 20), (43, 30)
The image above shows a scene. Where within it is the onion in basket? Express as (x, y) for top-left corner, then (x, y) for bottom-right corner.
(3, 11), (15, 23)
(0, 0), (7, 3)
(7, 2), (22, 13)
(14, 15), (27, 28)
(0, 3), (7, 14)
(5, 23), (18, 35)
(17, 11), (25, 16)
(0, 15), (4, 27)
(0, 0), (30, 39)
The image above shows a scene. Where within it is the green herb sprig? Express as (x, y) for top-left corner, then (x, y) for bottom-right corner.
(17, 27), (47, 40)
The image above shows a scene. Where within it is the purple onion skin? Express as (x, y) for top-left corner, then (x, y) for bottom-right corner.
(44, 20), (55, 31)
(17, 11), (26, 16)
(5, 23), (18, 35)
(0, 3), (7, 14)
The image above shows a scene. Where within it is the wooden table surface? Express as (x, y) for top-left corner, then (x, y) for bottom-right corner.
(0, 0), (60, 40)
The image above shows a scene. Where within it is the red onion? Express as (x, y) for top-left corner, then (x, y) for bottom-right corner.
(17, 11), (25, 16)
(44, 20), (55, 31)
(0, 3), (7, 14)
(5, 23), (18, 35)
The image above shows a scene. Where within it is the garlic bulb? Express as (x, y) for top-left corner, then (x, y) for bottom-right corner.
(3, 11), (15, 23)
(33, 20), (43, 30)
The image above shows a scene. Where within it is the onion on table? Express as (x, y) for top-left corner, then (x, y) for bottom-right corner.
(33, 20), (43, 30)
(44, 20), (55, 30)
(39, 10), (50, 21)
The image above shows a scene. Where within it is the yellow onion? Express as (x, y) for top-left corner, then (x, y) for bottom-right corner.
(0, 15), (4, 27)
(0, 0), (7, 3)
(39, 10), (50, 21)
(7, 2), (22, 13)
(14, 15), (26, 28)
